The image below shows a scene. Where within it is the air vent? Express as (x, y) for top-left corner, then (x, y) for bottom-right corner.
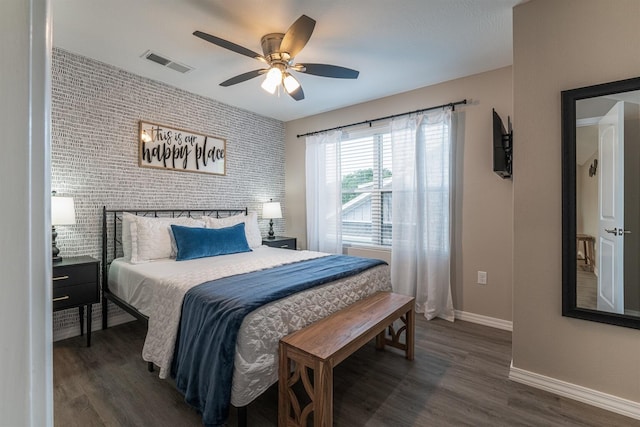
(141, 50), (193, 74)
(146, 52), (170, 66)
(167, 62), (192, 74)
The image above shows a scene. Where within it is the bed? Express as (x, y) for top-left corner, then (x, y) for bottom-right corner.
(101, 207), (392, 427)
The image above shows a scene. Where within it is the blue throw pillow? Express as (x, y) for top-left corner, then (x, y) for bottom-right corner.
(171, 223), (251, 261)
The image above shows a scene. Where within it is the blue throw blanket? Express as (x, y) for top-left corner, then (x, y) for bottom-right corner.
(171, 255), (386, 427)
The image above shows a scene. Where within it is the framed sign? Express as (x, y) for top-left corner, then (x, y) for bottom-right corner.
(138, 121), (226, 176)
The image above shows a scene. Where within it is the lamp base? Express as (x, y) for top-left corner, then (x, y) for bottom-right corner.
(267, 219), (275, 239)
(52, 226), (62, 262)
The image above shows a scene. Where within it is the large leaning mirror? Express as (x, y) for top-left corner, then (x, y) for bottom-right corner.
(562, 76), (640, 329)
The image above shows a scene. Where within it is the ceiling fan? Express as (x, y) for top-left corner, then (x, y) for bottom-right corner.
(193, 15), (359, 101)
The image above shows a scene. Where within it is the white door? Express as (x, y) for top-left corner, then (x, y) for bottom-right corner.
(597, 101), (624, 314)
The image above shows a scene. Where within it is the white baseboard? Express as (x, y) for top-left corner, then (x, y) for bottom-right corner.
(53, 311), (135, 342)
(454, 309), (513, 331)
(509, 363), (640, 421)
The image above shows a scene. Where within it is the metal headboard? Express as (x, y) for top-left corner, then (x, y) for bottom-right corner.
(101, 207), (248, 328)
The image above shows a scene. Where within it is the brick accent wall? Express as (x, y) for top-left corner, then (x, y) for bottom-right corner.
(51, 48), (285, 339)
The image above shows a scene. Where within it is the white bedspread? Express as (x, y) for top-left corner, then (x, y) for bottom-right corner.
(109, 246), (392, 407)
(230, 261), (390, 406)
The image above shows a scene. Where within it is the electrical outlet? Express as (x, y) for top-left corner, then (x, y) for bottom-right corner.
(477, 271), (487, 285)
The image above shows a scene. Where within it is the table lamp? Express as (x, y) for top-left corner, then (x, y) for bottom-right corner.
(52, 194), (76, 262)
(262, 200), (282, 240)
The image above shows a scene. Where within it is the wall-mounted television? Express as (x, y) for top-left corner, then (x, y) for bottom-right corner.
(493, 108), (513, 179)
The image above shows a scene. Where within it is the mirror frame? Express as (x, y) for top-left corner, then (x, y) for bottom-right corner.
(562, 76), (640, 329)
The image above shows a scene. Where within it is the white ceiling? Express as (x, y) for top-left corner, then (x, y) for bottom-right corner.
(52, 0), (519, 122)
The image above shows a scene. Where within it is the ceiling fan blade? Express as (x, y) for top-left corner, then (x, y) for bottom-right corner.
(287, 85), (305, 101)
(297, 63), (360, 79)
(280, 15), (316, 58)
(220, 69), (267, 87)
(193, 30), (265, 62)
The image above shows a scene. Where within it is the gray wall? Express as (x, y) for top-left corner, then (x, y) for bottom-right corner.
(513, 0), (640, 404)
(51, 49), (286, 337)
(286, 67), (514, 323)
(624, 103), (640, 312)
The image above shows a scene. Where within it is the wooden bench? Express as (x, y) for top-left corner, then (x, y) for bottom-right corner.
(278, 291), (415, 427)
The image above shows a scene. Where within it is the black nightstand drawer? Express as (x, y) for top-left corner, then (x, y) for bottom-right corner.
(52, 263), (96, 288)
(53, 283), (99, 311)
(52, 256), (100, 347)
(262, 237), (297, 250)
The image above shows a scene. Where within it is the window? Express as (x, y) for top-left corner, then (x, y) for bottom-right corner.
(340, 130), (392, 246)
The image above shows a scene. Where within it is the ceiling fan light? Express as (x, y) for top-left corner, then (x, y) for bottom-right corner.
(266, 67), (282, 84)
(261, 78), (278, 94)
(283, 74), (301, 94)
(261, 67), (282, 94)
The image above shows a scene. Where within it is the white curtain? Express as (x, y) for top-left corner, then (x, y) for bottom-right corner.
(391, 110), (455, 321)
(305, 131), (343, 253)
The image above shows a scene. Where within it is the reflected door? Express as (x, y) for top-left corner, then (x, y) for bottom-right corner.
(597, 101), (624, 313)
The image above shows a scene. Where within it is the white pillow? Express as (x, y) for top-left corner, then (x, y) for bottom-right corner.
(121, 213), (204, 263)
(122, 212), (136, 261)
(202, 211), (262, 248)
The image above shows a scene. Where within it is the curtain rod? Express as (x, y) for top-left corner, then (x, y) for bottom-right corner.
(296, 99), (467, 138)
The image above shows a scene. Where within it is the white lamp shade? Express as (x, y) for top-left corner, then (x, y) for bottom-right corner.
(261, 78), (278, 94)
(52, 196), (76, 226)
(283, 73), (300, 94)
(262, 201), (282, 219)
(261, 67), (282, 94)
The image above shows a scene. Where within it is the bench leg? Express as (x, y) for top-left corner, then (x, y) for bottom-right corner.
(313, 360), (333, 427)
(377, 305), (415, 360)
(280, 344), (333, 427)
(278, 342), (290, 427)
(375, 330), (386, 350)
(406, 307), (415, 361)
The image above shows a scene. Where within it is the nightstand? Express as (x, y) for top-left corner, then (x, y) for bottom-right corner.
(52, 256), (100, 347)
(262, 236), (297, 250)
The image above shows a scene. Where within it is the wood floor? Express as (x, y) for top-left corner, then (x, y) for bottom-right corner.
(54, 318), (638, 426)
(577, 268), (597, 310)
